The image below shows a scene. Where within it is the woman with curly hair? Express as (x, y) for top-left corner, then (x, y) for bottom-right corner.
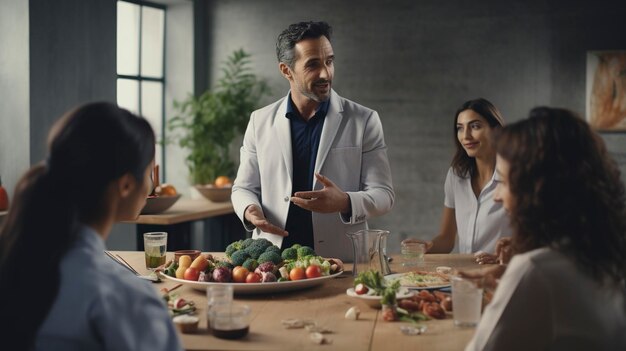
(466, 107), (626, 350)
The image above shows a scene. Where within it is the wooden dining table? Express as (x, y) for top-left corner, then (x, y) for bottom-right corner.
(114, 251), (492, 351)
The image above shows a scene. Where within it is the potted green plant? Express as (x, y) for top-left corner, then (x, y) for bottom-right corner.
(169, 49), (270, 191)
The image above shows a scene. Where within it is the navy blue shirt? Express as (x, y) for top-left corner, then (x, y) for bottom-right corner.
(282, 95), (329, 250)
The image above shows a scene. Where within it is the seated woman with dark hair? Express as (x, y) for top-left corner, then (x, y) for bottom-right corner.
(0, 102), (182, 350)
(466, 107), (626, 350)
(404, 98), (512, 262)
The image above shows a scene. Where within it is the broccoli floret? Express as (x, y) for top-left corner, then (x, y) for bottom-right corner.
(254, 238), (273, 249)
(265, 245), (281, 254)
(244, 245), (265, 259)
(291, 244), (302, 250)
(321, 260), (331, 275)
(258, 251), (282, 265)
(214, 261), (234, 270)
(297, 246), (315, 258)
(241, 238), (254, 249)
(230, 250), (251, 266)
(242, 258), (258, 271)
(225, 241), (241, 258)
(245, 239), (273, 259)
(281, 247), (298, 261)
(225, 244), (236, 258)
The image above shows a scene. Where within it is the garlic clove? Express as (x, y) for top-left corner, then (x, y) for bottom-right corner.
(344, 306), (361, 320)
(310, 332), (332, 344)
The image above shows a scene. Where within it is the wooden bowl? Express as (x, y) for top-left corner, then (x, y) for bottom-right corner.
(141, 194), (181, 214)
(174, 250), (201, 264)
(194, 185), (231, 202)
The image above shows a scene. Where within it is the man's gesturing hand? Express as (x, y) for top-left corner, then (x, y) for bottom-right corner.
(291, 173), (350, 214)
(244, 205), (288, 237)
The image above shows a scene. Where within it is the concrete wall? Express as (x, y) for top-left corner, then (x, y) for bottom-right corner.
(204, 0), (626, 253)
(0, 0), (30, 198)
(164, 1), (194, 192)
(29, 0), (117, 164)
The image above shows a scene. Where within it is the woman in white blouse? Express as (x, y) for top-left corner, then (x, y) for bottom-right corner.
(467, 107), (626, 350)
(405, 98), (511, 260)
(0, 103), (182, 350)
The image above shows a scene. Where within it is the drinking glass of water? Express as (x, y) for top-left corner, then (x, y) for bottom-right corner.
(401, 241), (426, 267)
(451, 276), (484, 327)
(143, 232), (167, 270)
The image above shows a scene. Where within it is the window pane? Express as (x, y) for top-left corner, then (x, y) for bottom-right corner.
(117, 1), (140, 75)
(141, 6), (164, 78)
(142, 81), (163, 167)
(117, 78), (139, 114)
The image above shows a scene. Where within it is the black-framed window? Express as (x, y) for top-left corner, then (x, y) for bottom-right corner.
(116, 0), (166, 179)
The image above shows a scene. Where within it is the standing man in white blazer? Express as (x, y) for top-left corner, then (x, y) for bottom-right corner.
(231, 21), (394, 261)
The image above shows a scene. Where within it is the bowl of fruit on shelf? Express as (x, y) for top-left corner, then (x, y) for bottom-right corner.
(194, 176), (232, 202)
(141, 183), (181, 215)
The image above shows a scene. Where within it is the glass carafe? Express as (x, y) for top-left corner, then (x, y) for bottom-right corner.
(345, 229), (391, 277)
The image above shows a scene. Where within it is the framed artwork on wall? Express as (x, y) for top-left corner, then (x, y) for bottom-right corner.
(586, 50), (626, 131)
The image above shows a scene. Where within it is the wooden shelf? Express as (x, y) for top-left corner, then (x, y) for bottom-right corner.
(124, 198), (234, 225)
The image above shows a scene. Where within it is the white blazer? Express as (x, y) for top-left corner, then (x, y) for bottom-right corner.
(232, 90), (394, 260)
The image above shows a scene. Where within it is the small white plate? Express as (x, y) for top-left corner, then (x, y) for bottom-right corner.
(346, 287), (414, 308)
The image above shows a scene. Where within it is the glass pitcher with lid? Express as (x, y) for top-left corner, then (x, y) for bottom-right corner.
(345, 229), (391, 277)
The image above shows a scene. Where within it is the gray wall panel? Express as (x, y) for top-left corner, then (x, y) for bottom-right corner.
(0, 0), (30, 198)
(29, 0), (116, 164)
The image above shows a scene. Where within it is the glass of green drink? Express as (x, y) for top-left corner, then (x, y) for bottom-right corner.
(144, 232), (167, 270)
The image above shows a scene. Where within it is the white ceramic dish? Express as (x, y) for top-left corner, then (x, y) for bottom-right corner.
(160, 271), (343, 295)
(345, 287), (414, 308)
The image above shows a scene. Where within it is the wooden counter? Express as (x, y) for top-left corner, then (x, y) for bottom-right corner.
(125, 198), (234, 226)
(114, 251), (489, 351)
(122, 198), (238, 251)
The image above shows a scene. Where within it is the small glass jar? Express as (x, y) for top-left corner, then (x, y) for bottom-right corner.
(206, 285), (233, 329)
(209, 304), (251, 339)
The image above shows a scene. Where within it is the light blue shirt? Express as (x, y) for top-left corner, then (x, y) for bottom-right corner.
(35, 225), (183, 351)
(444, 167), (512, 253)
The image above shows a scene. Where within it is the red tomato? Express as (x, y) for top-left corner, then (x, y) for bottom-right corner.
(183, 267), (200, 281)
(305, 265), (322, 279)
(289, 267), (306, 281)
(232, 266), (249, 283)
(245, 272), (262, 283)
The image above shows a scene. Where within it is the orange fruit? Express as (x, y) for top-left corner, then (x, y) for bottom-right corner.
(156, 183), (177, 196)
(214, 176), (232, 188)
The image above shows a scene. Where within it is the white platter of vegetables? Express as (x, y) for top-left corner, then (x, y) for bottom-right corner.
(159, 238), (343, 294)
